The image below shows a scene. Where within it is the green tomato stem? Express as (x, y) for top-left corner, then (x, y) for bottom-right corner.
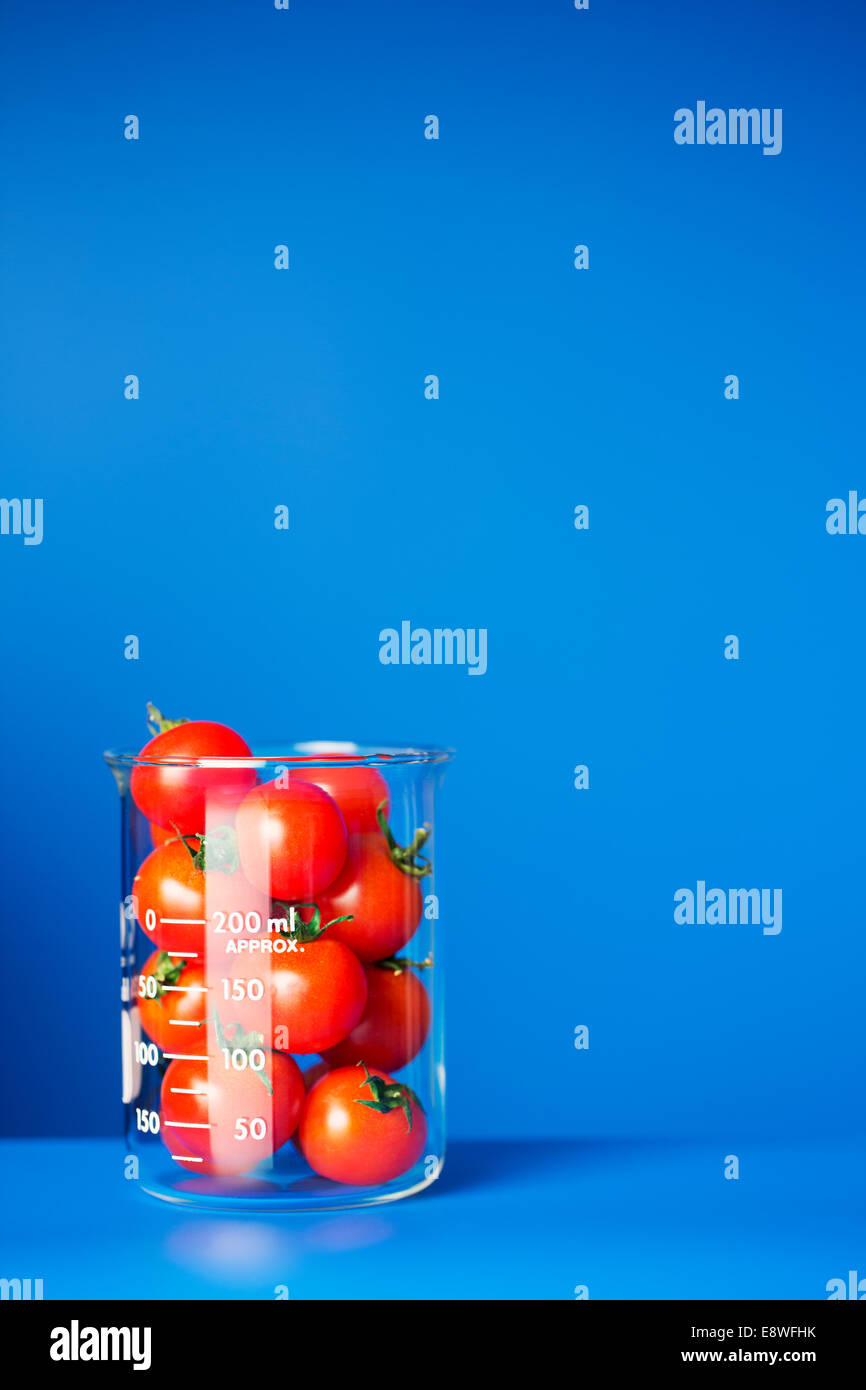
(375, 954), (433, 974)
(271, 902), (353, 943)
(375, 801), (433, 879)
(146, 702), (190, 736)
(353, 1062), (421, 1133)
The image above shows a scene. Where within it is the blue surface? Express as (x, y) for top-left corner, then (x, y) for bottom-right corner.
(1, 0), (865, 1159)
(2, 1137), (864, 1299)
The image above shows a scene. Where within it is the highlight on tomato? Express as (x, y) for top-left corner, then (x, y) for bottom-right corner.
(131, 703), (257, 835)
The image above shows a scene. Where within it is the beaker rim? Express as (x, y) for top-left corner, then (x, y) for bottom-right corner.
(104, 740), (455, 771)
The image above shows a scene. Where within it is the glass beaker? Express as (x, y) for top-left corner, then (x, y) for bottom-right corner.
(104, 737), (452, 1211)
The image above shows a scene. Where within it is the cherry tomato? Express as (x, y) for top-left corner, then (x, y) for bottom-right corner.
(136, 949), (207, 1055)
(228, 937), (367, 1055)
(317, 834), (422, 963)
(133, 839), (262, 955)
(160, 1049), (304, 1177)
(291, 762), (390, 833)
(321, 962), (431, 1072)
(299, 1064), (427, 1185)
(131, 715), (256, 835)
(236, 781), (347, 901)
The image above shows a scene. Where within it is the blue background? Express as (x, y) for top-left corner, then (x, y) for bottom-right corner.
(1, 0), (865, 1296)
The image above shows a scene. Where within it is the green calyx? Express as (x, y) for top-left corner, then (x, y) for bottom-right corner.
(211, 1012), (274, 1097)
(376, 801), (432, 879)
(225, 1021), (267, 1055)
(170, 822), (240, 875)
(375, 954), (433, 974)
(146, 702), (190, 736)
(145, 950), (187, 998)
(271, 902), (353, 944)
(192, 825), (240, 874)
(353, 1062), (421, 1133)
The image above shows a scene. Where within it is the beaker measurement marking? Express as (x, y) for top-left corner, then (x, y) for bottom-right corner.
(160, 917), (207, 925)
(168, 1019), (205, 1026)
(166, 950), (198, 959)
(162, 984), (208, 993)
(170, 1154), (203, 1163)
(164, 1120), (213, 1130)
(163, 1052), (208, 1062)
(169, 1087), (208, 1096)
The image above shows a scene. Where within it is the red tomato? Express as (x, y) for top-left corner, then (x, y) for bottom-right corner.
(299, 1065), (427, 1185)
(133, 839), (262, 956)
(228, 937), (367, 1055)
(131, 715), (256, 835)
(136, 950), (207, 1055)
(321, 962), (431, 1072)
(160, 1050), (304, 1177)
(317, 834), (423, 963)
(236, 780), (347, 901)
(291, 762), (390, 833)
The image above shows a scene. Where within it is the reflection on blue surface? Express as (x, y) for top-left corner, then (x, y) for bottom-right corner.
(2, 1138), (864, 1299)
